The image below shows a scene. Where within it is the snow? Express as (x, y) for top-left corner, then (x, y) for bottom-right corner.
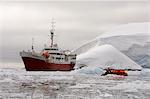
(97, 22), (150, 38)
(72, 22), (150, 68)
(73, 22), (150, 55)
(73, 66), (105, 75)
(99, 35), (150, 51)
(75, 44), (142, 70)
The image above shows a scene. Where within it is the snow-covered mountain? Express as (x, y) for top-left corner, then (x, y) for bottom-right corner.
(73, 22), (150, 68)
(123, 42), (150, 68)
(75, 44), (142, 70)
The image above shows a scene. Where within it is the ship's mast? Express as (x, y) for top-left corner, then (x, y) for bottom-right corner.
(50, 19), (55, 47)
(32, 38), (34, 52)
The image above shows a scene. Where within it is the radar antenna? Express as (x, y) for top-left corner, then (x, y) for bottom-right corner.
(50, 18), (56, 47)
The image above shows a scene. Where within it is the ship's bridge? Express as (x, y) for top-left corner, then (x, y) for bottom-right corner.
(44, 47), (58, 51)
(43, 44), (62, 54)
(41, 44), (76, 64)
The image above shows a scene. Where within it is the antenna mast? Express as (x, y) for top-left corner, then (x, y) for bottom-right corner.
(32, 38), (34, 52)
(50, 18), (56, 47)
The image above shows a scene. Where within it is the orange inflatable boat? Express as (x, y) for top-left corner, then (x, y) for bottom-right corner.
(102, 68), (128, 76)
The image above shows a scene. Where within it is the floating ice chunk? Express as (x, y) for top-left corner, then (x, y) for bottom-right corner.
(69, 83), (91, 89)
(107, 80), (150, 91)
(74, 66), (105, 75)
(127, 71), (141, 76)
(141, 68), (150, 76)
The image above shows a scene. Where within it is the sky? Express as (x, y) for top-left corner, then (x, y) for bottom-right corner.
(0, 0), (149, 68)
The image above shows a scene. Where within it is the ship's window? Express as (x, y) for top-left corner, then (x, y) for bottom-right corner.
(51, 48), (58, 50)
(56, 53), (61, 55)
(56, 57), (61, 60)
(45, 48), (58, 50)
(44, 48), (50, 50)
(71, 57), (76, 59)
(49, 53), (62, 55)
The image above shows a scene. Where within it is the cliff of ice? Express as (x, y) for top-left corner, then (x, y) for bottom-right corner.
(75, 44), (142, 70)
(73, 22), (150, 68)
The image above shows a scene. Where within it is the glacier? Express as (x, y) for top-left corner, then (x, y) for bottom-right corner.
(73, 22), (150, 68)
(75, 44), (142, 70)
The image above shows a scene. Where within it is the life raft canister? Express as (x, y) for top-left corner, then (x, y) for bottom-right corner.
(42, 51), (49, 58)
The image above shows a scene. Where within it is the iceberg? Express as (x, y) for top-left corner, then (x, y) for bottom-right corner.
(75, 44), (142, 70)
(72, 22), (150, 68)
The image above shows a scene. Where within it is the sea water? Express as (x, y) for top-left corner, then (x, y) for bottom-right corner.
(0, 68), (150, 99)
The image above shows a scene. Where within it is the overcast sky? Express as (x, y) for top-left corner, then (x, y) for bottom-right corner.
(0, 0), (149, 67)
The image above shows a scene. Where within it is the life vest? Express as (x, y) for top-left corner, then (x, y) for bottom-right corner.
(42, 51), (49, 58)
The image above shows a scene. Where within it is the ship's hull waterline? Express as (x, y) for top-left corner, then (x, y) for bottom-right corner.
(22, 57), (75, 71)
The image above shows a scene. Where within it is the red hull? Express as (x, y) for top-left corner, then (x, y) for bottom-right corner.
(22, 57), (75, 71)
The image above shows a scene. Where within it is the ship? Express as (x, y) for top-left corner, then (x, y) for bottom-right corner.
(20, 20), (76, 71)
